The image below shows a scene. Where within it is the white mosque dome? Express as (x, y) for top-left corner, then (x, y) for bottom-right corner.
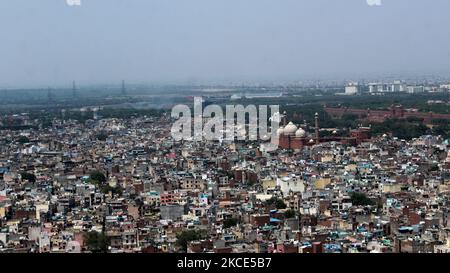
(284, 122), (298, 135)
(295, 128), (306, 138)
(276, 127), (285, 136)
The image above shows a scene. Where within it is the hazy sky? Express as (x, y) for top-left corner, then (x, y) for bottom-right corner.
(1, 0), (450, 87)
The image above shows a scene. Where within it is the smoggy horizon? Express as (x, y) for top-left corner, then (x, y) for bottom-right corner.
(1, 0), (450, 88)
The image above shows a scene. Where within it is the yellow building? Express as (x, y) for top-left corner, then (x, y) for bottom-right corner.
(321, 154), (334, 163)
(382, 184), (402, 194)
(261, 178), (276, 190)
(35, 203), (49, 220)
(345, 164), (358, 172)
(315, 178), (332, 190)
(438, 184), (449, 193)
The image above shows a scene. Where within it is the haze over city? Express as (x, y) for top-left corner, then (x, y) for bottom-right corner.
(1, 0), (450, 88)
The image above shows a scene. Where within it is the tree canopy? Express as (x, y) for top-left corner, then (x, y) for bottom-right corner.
(223, 218), (238, 229)
(17, 136), (30, 144)
(266, 197), (287, 209)
(20, 172), (36, 183)
(350, 192), (375, 206)
(284, 209), (297, 219)
(176, 229), (206, 252)
(89, 171), (107, 184)
(84, 231), (109, 253)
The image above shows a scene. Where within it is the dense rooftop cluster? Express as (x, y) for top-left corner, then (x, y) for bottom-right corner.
(1, 113), (450, 253)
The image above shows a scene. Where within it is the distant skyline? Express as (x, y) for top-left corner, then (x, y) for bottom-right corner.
(1, 0), (450, 88)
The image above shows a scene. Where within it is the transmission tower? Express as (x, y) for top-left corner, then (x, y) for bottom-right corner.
(72, 80), (78, 98)
(121, 80), (126, 95)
